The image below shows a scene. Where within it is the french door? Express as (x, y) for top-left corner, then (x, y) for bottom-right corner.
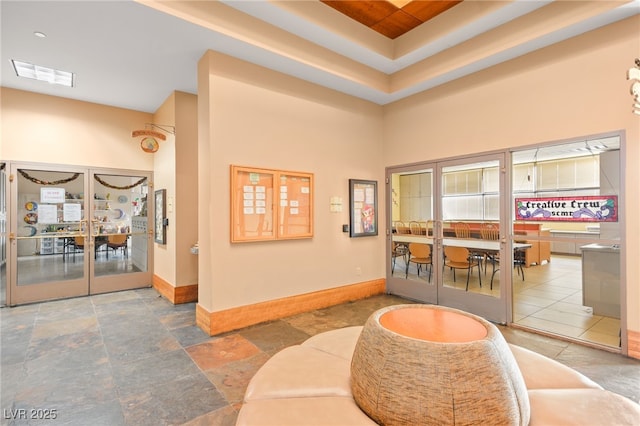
(387, 153), (511, 323)
(7, 163), (153, 305)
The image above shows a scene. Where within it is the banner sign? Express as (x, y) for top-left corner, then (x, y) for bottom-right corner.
(515, 195), (618, 222)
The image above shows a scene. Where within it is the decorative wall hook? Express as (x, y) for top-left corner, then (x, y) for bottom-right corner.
(131, 123), (175, 153)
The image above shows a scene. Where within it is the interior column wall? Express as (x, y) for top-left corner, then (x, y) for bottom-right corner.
(197, 51), (385, 314)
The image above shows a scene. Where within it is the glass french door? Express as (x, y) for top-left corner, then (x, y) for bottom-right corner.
(1, 163), (6, 307)
(8, 163), (152, 305)
(387, 153), (509, 323)
(387, 164), (437, 304)
(436, 154), (508, 323)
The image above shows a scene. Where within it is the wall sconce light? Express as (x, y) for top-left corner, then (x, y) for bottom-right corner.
(131, 123), (175, 153)
(627, 58), (640, 116)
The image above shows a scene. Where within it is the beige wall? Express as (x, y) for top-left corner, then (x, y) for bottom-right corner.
(151, 91), (199, 288)
(383, 16), (640, 332)
(174, 92), (199, 286)
(198, 51), (385, 313)
(152, 94), (177, 285)
(0, 88), (153, 170)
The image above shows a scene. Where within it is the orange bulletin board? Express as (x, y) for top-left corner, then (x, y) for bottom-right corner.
(231, 165), (313, 242)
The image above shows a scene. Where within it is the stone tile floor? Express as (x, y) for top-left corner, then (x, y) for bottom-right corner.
(1, 288), (638, 425)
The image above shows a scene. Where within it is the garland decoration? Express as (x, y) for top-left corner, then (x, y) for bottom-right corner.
(94, 175), (147, 190)
(18, 170), (80, 185)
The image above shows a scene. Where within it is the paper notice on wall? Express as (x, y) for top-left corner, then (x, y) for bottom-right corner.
(290, 208), (299, 215)
(63, 203), (82, 222)
(40, 187), (65, 204)
(243, 207), (254, 215)
(38, 204), (57, 223)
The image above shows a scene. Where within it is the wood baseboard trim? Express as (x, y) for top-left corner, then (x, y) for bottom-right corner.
(628, 329), (640, 360)
(196, 278), (386, 336)
(152, 275), (198, 305)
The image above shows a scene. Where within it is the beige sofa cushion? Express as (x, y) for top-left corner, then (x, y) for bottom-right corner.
(301, 326), (363, 360)
(236, 396), (377, 426)
(244, 345), (352, 401)
(509, 344), (602, 390)
(528, 388), (640, 426)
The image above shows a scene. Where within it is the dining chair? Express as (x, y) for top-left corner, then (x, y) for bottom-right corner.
(106, 234), (128, 258)
(409, 221), (424, 235)
(406, 243), (432, 281)
(71, 236), (85, 261)
(391, 242), (409, 273)
(444, 246), (481, 290)
(425, 220), (434, 236)
(453, 222), (471, 238)
(480, 222), (500, 277)
(395, 221), (411, 235)
(489, 248), (526, 289)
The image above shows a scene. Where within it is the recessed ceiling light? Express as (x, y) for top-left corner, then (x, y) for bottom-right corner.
(11, 60), (74, 87)
(33, 31), (47, 38)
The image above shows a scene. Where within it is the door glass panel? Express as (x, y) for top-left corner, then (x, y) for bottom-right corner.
(512, 136), (622, 350)
(92, 173), (148, 277)
(441, 160), (500, 298)
(389, 169), (436, 299)
(16, 168), (86, 286)
(1, 163), (6, 306)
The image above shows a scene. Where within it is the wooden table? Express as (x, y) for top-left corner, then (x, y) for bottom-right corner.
(392, 234), (531, 251)
(379, 305), (487, 342)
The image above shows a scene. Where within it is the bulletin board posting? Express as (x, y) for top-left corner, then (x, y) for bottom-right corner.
(230, 165), (313, 242)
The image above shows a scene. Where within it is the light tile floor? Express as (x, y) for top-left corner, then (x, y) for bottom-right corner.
(1, 289), (639, 425)
(396, 253), (621, 348)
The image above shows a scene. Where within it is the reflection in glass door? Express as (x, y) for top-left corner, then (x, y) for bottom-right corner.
(437, 155), (507, 323)
(8, 164), (152, 305)
(511, 135), (623, 351)
(387, 166), (437, 304)
(1, 163), (6, 306)
(10, 165), (89, 304)
(89, 171), (151, 294)
(387, 154), (509, 323)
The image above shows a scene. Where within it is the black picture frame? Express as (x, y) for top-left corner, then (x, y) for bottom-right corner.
(154, 189), (166, 244)
(349, 179), (378, 237)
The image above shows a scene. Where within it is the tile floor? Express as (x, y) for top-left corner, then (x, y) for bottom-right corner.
(1, 289), (639, 425)
(396, 253), (621, 348)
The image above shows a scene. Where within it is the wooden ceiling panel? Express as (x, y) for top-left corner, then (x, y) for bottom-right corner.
(371, 10), (423, 39)
(321, 1), (398, 27)
(321, 0), (464, 39)
(402, 0), (463, 22)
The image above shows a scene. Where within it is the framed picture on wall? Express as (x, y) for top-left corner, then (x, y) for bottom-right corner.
(154, 189), (166, 244)
(349, 179), (378, 237)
